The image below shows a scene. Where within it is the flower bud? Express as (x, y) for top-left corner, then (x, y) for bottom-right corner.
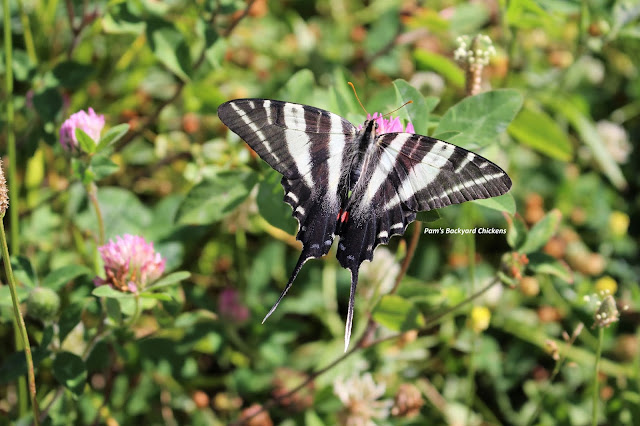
(594, 295), (619, 328)
(27, 287), (60, 322)
(59, 108), (105, 151)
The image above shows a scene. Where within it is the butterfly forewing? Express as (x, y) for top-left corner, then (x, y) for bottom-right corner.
(218, 98), (512, 351)
(218, 99), (359, 324)
(218, 99), (357, 180)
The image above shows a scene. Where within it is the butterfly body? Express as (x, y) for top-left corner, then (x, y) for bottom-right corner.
(218, 98), (512, 350)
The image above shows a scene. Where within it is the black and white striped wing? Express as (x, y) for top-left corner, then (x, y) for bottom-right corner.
(339, 133), (512, 270)
(336, 133), (511, 345)
(218, 99), (357, 320)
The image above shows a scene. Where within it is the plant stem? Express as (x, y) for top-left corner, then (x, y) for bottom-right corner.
(3, 1), (28, 415)
(124, 295), (142, 328)
(16, 0), (37, 63)
(0, 219), (40, 424)
(235, 228), (248, 288)
(3, 0), (19, 253)
(592, 327), (604, 426)
(391, 221), (421, 294)
(86, 182), (105, 246)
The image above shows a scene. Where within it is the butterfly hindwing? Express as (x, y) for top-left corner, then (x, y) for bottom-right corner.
(335, 133), (512, 346)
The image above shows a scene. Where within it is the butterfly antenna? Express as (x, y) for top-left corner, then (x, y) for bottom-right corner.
(348, 82), (368, 115)
(262, 253), (310, 323)
(344, 267), (359, 352)
(381, 100), (413, 119)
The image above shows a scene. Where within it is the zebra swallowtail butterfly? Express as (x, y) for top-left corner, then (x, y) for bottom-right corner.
(218, 98), (512, 350)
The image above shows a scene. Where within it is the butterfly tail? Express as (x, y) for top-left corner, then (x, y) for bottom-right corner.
(262, 252), (311, 324)
(344, 267), (360, 352)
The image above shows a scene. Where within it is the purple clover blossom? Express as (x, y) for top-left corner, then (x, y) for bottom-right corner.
(218, 288), (250, 324)
(94, 234), (166, 293)
(358, 113), (415, 135)
(59, 107), (105, 151)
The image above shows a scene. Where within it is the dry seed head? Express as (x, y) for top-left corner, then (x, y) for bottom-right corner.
(0, 159), (8, 216)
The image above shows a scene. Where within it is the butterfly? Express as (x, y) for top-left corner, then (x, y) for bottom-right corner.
(218, 99), (512, 350)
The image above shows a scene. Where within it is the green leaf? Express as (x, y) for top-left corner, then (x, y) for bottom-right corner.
(52, 61), (94, 90)
(527, 253), (573, 283)
(278, 69), (316, 105)
(450, 2), (490, 34)
(11, 255), (38, 288)
(52, 352), (87, 396)
(204, 36), (227, 69)
(146, 19), (191, 81)
(0, 348), (49, 385)
(139, 292), (173, 301)
(59, 303), (83, 343)
(32, 88), (63, 122)
(506, 216), (527, 250)
(413, 49), (465, 88)
(305, 410), (325, 426)
(40, 325), (55, 348)
(105, 298), (122, 323)
(146, 271), (191, 290)
(11, 49), (35, 81)
(257, 170), (298, 234)
(434, 89), (523, 149)
(196, 17), (225, 70)
(505, 0), (550, 29)
(0, 286), (30, 306)
(473, 193), (516, 215)
(42, 265), (93, 291)
(611, 0), (640, 38)
(372, 295), (425, 332)
(90, 154), (120, 180)
(74, 187), (153, 238)
(329, 68), (359, 118)
(176, 171), (258, 225)
(519, 209), (562, 254)
(364, 7), (400, 52)
(508, 106), (573, 161)
(542, 96), (627, 190)
(96, 124), (130, 153)
(174, 309), (218, 328)
(433, 131), (460, 141)
(102, 3), (145, 35)
(393, 79), (439, 135)
(75, 128), (97, 154)
(415, 209), (441, 222)
(92, 285), (134, 299)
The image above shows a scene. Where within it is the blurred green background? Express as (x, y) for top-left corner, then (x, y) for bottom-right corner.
(1, 0), (639, 424)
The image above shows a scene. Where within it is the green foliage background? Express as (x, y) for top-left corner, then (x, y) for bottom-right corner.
(1, 0), (639, 424)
